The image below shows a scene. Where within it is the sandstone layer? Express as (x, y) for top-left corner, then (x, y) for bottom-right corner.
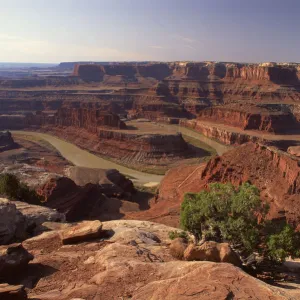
(17, 219), (293, 299)
(130, 142), (300, 229)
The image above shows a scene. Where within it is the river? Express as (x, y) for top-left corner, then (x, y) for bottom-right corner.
(12, 127), (229, 185)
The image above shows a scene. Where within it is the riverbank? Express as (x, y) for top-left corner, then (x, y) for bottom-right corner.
(11, 126), (229, 185)
(12, 131), (163, 185)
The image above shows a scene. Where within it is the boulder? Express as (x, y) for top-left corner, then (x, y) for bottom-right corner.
(39, 221), (72, 232)
(137, 231), (161, 244)
(169, 238), (188, 259)
(0, 131), (16, 152)
(14, 201), (65, 235)
(183, 241), (242, 266)
(66, 166), (135, 195)
(0, 199), (26, 244)
(0, 243), (33, 281)
(60, 220), (103, 244)
(287, 146), (300, 157)
(0, 284), (27, 300)
(0, 198), (66, 245)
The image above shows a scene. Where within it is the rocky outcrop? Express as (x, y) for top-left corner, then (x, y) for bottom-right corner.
(201, 143), (300, 226)
(73, 63), (173, 82)
(73, 62), (300, 85)
(0, 115), (27, 130)
(129, 100), (191, 120)
(180, 119), (257, 145)
(0, 199), (26, 244)
(0, 108), (126, 131)
(0, 243), (33, 281)
(169, 238), (188, 259)
(38, 173), (138, 222)
(55, 107), (126, 130)
(183, 241), (242, 266)
(0, 198), (65, 244)
(225, 63), (299, 84)
(287, 146), (300, 157)
(19, 220), (293, 300)
(65, 166), (135, 194)
(13, 201), (65, 234)
(59, 220), (103, 244)
(196, 107), (299, 133)
(0, 283), (27, 300)
(135, 142), (300, 229)
(0, 131), (17, 152)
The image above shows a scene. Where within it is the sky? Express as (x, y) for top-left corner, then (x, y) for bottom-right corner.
(1, 0), (300, 63)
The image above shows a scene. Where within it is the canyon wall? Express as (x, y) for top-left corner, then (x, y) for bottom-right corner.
(55, 108), (126, 131)
(39, 125), (190, 170)
(179, 119), (258, 145)
(201, 143), (300, 227)
(139, 142), (300, 228)
(0, 109), (126, 131)
(196, 107), (299, 133)
(73, 62), (300, 86)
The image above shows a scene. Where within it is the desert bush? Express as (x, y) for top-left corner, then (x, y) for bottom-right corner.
(168, 230), (188, 241)
(180, 182), (300, 262)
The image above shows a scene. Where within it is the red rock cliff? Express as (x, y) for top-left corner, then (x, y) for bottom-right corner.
(55, 108), (126, 131)
(201, 143), (300, 226)
(197, 107), (299, 133)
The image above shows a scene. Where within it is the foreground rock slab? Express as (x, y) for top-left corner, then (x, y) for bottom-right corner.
(0, 243), (33, 281)
(0, 283), (27, 300)
(0, 198), (66, 245)
(0, 199), (25, 244)
(59, 220), (103, 244)
(19, 220), (294, 299)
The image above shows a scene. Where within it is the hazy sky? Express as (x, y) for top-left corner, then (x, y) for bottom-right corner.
(1, 0), (300, 63)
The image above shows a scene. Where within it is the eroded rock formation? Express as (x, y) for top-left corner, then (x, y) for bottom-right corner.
(0, 131), (16, 152)
(19, 219), (293, 299)
(130, 142), (300, 229)
(0, 198), (65, 245)
(37, 169), (138, 222)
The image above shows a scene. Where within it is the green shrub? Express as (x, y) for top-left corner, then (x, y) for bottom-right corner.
(0, 173), (20, 199)
(267, 225), (300, 262)
(180, 182), (300, 262)
(0, 173), (43, 205)
(168, 230), (188, 241)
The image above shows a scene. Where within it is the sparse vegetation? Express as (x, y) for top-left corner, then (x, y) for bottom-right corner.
(180, 182), (300, 263)
(0, 173), (43, 205)
(168, 230), (189, 241)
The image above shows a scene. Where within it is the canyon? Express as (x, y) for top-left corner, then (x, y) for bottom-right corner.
(2, 61), (300, 299)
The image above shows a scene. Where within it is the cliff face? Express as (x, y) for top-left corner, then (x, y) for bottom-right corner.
(0, 108), (126, 131)
(201, 143), (300, 226)
(0, 115), (27, 130)
(42, 126), (190, 170)
(73, 63), (173, 82)
(197, 107), (299, 133)
(129, 101), (190, 120)
(179, 119), (258, 145)
(55, 108), (126, 131)
(73, 62), (300, 85)
(225, 64), (299, 84)
(38, 170), (136, 222)
(145, 142), (300, 228)
(73, 64), (105, 82)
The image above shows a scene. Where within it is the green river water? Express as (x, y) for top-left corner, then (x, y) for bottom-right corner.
(12, 127), (229, 185)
